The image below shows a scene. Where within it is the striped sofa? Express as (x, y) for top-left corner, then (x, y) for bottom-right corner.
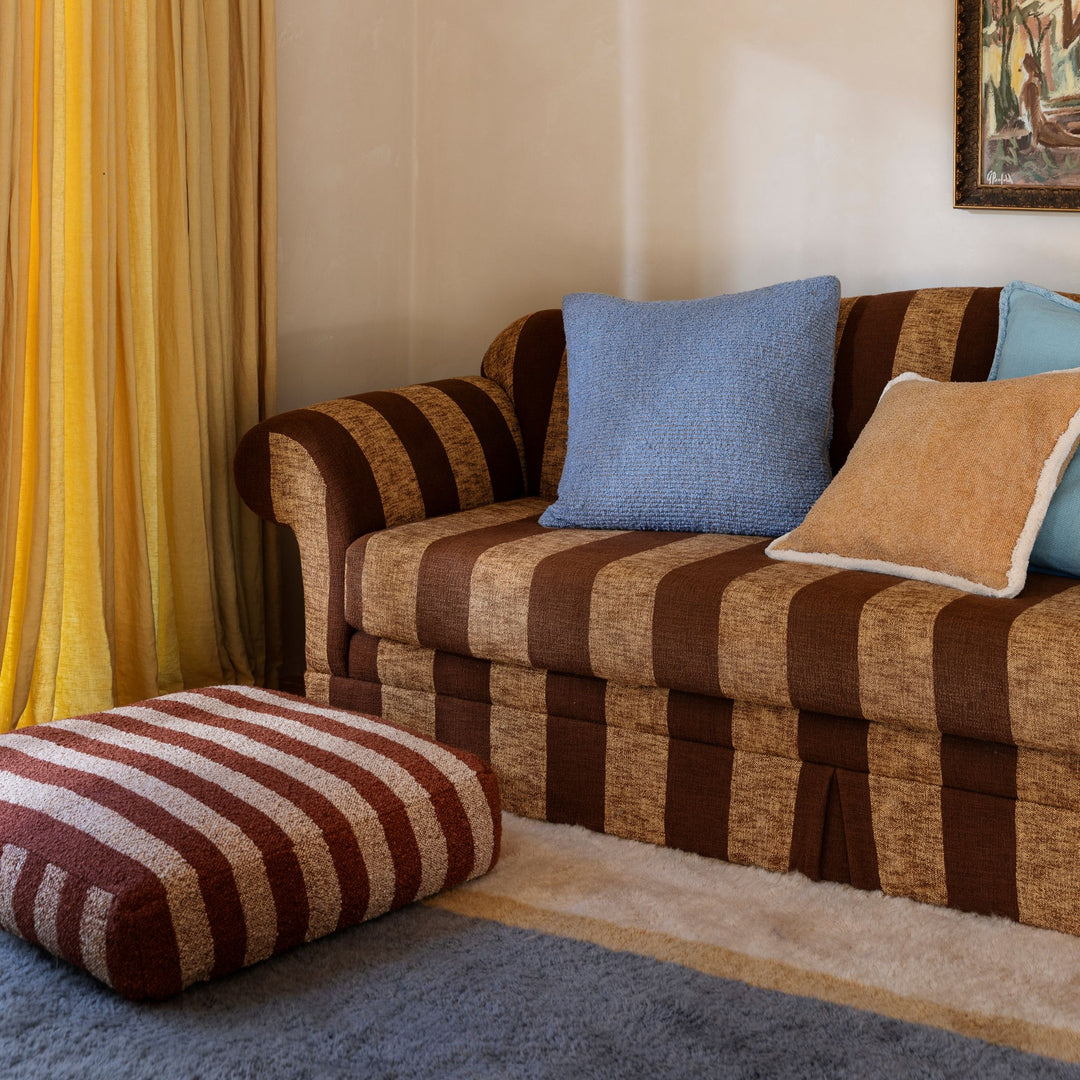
(235, 287), (1080, 936)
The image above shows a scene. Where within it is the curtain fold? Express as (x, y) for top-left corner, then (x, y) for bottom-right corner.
(0, 0), (277, 729)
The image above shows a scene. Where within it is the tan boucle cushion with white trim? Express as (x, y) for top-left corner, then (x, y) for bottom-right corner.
(0, 686), (500, 999)
(767, 369), (1080, 598)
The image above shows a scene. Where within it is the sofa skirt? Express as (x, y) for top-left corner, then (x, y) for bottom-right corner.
(307, 637), (1080, 938)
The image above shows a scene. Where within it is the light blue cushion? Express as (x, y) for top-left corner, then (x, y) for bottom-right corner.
(539, 276), (841, 535)
(989, 281), (1080, 578)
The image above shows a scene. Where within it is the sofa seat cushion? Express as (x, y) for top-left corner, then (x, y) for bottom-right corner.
(348, 498), (1080, 755)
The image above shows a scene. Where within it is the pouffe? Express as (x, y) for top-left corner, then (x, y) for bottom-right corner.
(0, 685), (501, 1000)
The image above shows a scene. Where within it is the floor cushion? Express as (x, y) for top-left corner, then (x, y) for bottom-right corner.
(349, 497), (1080, 755)
(0, 686), (500, 1000)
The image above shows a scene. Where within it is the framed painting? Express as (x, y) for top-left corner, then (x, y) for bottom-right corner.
(956, 0), (1080, 210)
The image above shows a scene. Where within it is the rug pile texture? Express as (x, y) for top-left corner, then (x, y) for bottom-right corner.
(2, 813), (1078, 1079)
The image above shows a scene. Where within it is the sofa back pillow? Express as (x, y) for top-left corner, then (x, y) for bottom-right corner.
(538, 277), (840, 535)
(767, 369), (1080, 598)
(481, 288), (1009, 499)
(989, 281), (1080, 578)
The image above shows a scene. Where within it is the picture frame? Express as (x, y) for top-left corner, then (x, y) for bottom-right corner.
(955, 0), (1080, 211)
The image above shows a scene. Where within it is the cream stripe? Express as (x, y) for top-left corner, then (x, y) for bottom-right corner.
(890, 288), (974, 380)
(33, 862), (65, 956)
(869, 774), (947, 907)
(359, 497), (549, 644)
(376, 639), (435, 695)
(589, 534), (758, 687)
(726, 751), (799, 872)
(835, 296), (857, 350)
(79, 885), (113, 987)
(310, 398), (425, 527)
(394, 384), (495, 510)
(107, 705), (348, 937)
(0, 844), (27, 935)
(380, 685), (436, 740)
(270, 432), (331, 675)
(605, 727), (666, 845)
(7, 731), (278, 965)
(467, 527), (624, 666)
(857, 579), (955, 730)
(718, 562), (841, 705)
(226, 686), (497, 878)
(170, 692), (450, 908)
(0, 776), (214, 987)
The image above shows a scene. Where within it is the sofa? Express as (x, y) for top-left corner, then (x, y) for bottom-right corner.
(235, 286), (1080, 937)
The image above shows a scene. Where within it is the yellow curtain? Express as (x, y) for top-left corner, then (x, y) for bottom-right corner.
(0, 0), (278, 729)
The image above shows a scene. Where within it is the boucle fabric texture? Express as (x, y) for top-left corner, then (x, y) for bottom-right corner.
(767, 370), (1080, 598)
(989, 282), (1080, 579)
(0, 685), (500, 1000)
(538, 277), (841, 535)
(347, 496), (1080, 758)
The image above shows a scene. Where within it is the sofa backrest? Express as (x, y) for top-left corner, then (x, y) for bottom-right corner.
(480, 288), (1008, 498)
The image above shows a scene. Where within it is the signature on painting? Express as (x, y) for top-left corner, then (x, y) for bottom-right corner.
(985, 170), (1015, 184)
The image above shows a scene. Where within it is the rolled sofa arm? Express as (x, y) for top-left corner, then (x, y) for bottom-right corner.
(234, 376), (526, 685)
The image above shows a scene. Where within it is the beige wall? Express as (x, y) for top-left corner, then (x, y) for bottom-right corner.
(278, 1), (1077, 400)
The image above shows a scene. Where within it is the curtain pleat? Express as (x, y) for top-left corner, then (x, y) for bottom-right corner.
(0, 0), (277, 729)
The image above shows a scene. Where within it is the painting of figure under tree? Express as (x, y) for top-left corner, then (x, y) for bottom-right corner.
(982, 0), (1080, 187)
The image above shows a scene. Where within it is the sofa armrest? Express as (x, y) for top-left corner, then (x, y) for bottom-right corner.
(234, 376), (526, 683)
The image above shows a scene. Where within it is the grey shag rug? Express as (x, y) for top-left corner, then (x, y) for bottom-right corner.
(0, 903), (1076, 1080)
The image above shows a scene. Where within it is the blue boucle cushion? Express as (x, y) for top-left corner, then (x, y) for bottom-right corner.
(539, 277), (841, 535)
(989, 281), (1080, 578)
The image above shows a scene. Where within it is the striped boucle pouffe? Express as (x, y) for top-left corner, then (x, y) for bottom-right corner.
(0, 686), (500, 1000)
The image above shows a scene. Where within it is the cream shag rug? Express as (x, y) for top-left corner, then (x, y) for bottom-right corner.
(429, 812), (1080, 1064)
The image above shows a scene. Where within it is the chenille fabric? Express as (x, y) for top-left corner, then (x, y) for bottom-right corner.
(0, 685), (499, 999)
(234, 286), (1080, 940)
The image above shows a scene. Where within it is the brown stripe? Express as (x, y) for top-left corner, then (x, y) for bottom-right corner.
(666, 691), (733, 748)
(940, 734), (1019, 799)
(415, 516), (546, 655)
(830, 291), (916, 471)
(547, 671), (607, 725)
(265, 409), (385, 675)
(545, 714), (606, 832)
(652, 541), (772, 695)
(433, 651), (492, 705)
(355, 391), (460, 520)
(941, 787), (1019, 920)
(54, 874), (88, 969)
(205, 689), (481, 896)
(796, 711), (870, 773)
(950, 287), (1002, 382)
(790, 762), (832, 880)
(11, 850), (46, 945)
(931, 579), (1073, 924)
(664, 739), (732, 860)
(819, 775), (851, 884)
(786, 571), (898, 717)
(328, 673), (383, 717)
(933, 575), (1076, 744)
(4, 738), (248, 976)
(510, 310), (567, 495)
(834, 768), (880, 891)
(347, 631), (381, 681)
(435, 696), (492, 764)
(427, 379), (525, 502)
(528, 531), (687, 676)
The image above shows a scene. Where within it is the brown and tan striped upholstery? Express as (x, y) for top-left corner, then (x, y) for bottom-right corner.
(0, 686), (500, 999)
(235, 286), (1080, 938)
